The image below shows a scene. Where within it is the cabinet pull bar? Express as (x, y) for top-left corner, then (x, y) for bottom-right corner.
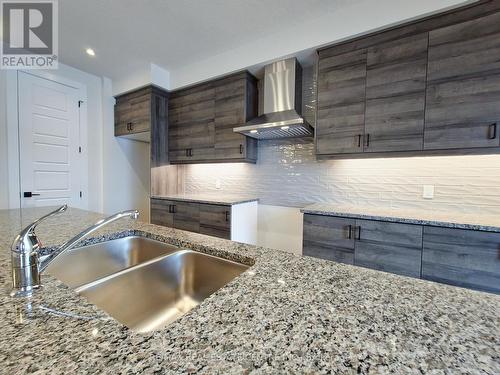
(357, 134), (361, 148)
(347, 225), (352, 239)
(239, 144), (243, 154)
(172, 205), (176, 213)
(356, 225), (361, 240)
(225, 211), (229, 222)
(365, 134), (370, 148)
(488, 123), (497, 140)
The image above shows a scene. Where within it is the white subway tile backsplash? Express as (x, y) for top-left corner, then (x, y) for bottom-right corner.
(181, 138), (500, 214)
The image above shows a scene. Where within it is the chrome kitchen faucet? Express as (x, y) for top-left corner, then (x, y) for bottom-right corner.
(10, 205), (139, 297)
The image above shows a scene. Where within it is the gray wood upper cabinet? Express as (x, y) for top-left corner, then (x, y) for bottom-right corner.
(214, 72), (258, 161)
(365, 33), (428, 152)
(303, 214), (355, 264)
(354, 220), (423, 277)
(425, 12), (500, 150)
(316, 49), (367, 155)
(115, 86), (168, 141)
(422, 226), (500, 293)
(169, 82), (216, 163)
(316, 5), (500, 158)
(168, 71), (258, 164)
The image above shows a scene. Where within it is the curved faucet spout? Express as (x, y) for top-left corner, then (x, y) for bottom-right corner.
(39, 210), (139, 272)
(10, 208), (139, 297)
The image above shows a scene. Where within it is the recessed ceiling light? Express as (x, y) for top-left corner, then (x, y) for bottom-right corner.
(85, 48), (95, 57)
(250, 130), (258, 134)
(281, 126), (290, 130)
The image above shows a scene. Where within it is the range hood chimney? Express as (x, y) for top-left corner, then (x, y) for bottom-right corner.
(233, 58), (313, 140)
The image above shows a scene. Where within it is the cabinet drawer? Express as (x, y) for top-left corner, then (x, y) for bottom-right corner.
(422, 226), (500, 293)
(354, 220), (423, 277)
(303, 214), (355, 264)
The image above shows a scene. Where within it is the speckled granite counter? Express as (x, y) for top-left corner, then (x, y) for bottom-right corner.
(301, 203), (500, 233)
(151, 194), (259, 205)
(1, 207), (499, 374)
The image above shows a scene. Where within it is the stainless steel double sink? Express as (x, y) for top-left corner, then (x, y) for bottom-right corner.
(46, 236), (249, 332)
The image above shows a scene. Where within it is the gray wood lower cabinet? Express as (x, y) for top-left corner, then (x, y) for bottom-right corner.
(303, 214), (355, 264)
(354, 220), (423, 277)
(150, 198), (258, 244)
(422, 226), (500, 293)
(303, 213), (500, 293)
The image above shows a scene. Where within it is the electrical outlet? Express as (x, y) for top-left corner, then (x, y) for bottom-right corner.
(423, 185), (434, 199)
(215, 179), (221, 190)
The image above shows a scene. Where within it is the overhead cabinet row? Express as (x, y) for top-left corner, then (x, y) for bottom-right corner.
(316, 10), (500, 157)
(168, 71), (258, 163)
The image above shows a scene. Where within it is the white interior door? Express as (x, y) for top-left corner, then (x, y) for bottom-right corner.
(18, 72), (83, 208)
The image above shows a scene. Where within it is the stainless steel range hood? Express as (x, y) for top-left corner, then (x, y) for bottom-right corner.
(233, 58), (313, 140)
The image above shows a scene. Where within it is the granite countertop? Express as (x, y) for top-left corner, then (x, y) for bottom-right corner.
(301, 203), (500, 233)
(1, 207), (499, 374)
(151, 194), (259, 205)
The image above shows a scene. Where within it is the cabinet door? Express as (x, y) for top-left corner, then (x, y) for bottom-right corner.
(168, 84), (215, 162)
(354, 220), (423, 277)
(115, 88), (151, 136)
(199, 204), (231, 239)
(365, 34), (427, 152)
(316, 49), (367, 155)
(172, 202), (200, 233)
(150, 199), (174, 227)
(425, 12), (500, 150)
(214, 73), (258, 162)
(422, 227), (500, 293)
(303, 214), (355, 264)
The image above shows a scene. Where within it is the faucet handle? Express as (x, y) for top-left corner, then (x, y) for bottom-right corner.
(13, 205), (68, 253)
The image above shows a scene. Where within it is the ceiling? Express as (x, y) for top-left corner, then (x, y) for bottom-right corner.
(59, 0), (356, 82)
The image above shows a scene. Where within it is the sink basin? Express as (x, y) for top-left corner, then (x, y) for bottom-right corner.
(75, 250), (249, 332)
(46, 236), (180, 288)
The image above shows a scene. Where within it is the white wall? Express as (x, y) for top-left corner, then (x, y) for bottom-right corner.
(257, 205), (303, 255)
(0, 64), (151, 221)
(101, 77), (150, 221)
(170, 0), (471, 88)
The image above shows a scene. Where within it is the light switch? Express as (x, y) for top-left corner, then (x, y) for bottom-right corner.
(215, 179), (221, 189)
(423, 185), (434, 199)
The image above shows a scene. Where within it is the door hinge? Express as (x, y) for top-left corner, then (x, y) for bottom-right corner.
(78, 100), (84, 108)
(79, 191), (82, 198)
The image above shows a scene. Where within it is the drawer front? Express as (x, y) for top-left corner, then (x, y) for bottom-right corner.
(303, 214), (355, 264)
(354, 220), (423, 277)
(199, 204), (231, 239)
(172, 202), (200, 233)
(422, 226), (500, 293)
(150, 199), (174, 227)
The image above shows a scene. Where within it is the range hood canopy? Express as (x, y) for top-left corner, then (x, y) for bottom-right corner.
(234, 58), (313, 140)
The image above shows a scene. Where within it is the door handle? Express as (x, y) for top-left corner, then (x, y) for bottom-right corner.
(488, 123), (497, 139)
(23, 192), (40, 198)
